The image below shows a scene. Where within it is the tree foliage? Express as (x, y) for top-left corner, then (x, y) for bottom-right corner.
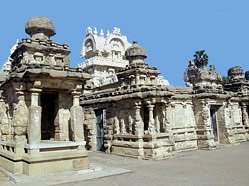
(193, 50), (208, 68)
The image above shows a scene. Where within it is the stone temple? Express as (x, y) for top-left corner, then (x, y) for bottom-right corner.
(0, 17), (249, 176)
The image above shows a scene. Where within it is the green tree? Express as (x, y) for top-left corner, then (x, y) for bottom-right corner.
(193, 50), (208, 68)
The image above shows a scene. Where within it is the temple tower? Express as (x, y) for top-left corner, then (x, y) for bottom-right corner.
(79, 27), (169, 87)
(79, 27), (131, 87)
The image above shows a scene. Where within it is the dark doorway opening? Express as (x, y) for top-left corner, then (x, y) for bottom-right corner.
(210, 107), (219, 142)
(95, 109), (104, 151)
(143, 106), (149, 131)
(41, 92), (58, 140)
(247, 106), (249, 120)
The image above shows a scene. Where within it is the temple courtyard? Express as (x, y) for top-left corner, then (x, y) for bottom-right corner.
(0, 141), (248, 186)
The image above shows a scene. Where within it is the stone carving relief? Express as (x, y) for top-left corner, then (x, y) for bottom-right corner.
(0, 98), (10, 141)
(85, 39), (94, 53)
(12, 95), (28, 142)
(109, 39), (124, 59)
(210, 65), (222, 81)
(128, 115), (133, 134)
(200, 100), (211, 128)
(113, 27), (121, 36)
(120, 119), (126, 134)
(113, 116), (120, 134)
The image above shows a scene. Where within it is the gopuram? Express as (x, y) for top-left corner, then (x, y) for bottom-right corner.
(0, 17), (249, 177)
(79, 27), (169, 87)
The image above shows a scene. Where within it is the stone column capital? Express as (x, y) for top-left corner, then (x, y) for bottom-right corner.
(241, 102), (247, 107)
(71, 91), (81, 106)
(30, 88), (42, 93)
(147, 104), (154, 110)
(71, 91), (81, 96)
(30, 88), (42, 107)
(135, 101), (142, 108)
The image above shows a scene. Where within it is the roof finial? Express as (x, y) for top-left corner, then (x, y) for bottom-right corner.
(107, 30), (110, 36)
(93, 27), (98, 35)
(125, 41), (147, 65)
(100, 29), (104, 37)
(113, 27), (121, 36)
(86, 26), (92, 35)
(25, 16), (56, 40)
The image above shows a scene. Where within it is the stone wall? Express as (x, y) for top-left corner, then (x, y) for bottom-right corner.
(168, 99), (197, 151)
(193, 99), (216, 149)
(227, 102), (247, 143)
(83, 107), (96, 150)
(0, 84), (30, 143)
(215, 105), (229, 144)
(0, 94), (10, 141)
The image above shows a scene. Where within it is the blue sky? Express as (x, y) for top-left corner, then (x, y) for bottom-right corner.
(0, 0), (248, 86)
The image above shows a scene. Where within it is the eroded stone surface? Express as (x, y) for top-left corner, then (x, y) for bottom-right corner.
(0, 16), (249, 176)
(81, 48), (249, 159)
(0, 16), (89, 176)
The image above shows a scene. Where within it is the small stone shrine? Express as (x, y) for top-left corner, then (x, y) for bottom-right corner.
(0, 16), (90, 176)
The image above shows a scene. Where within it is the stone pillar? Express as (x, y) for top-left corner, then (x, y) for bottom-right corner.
(155, 116), (160, 132)
(134, 102), (144, 136)
(129, 75), (135, 86)
(27, 88), (42, 145)
(194, 99), (216, 149)
(70, 91), (84, 142)
(113, 116), (120, 134)
(150, 76), (156, 85)
(148, 104), (155, 133)
(120, 119), (126, 134)
(135, 75), (140, 85)
(241, 103), (249, 128)
(134, 102), (144, 157)
(164, 103), (171, 132)
(128, 115), (133, 134)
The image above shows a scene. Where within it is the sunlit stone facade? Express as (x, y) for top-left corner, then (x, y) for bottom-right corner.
(0, 17), (249, 178)
(0, 17), (89, 176)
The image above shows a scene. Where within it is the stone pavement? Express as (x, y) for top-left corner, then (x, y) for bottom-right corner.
(0, 163), (130, 186)
(62, 142), (249, 186)
(1, 142), (249, 186)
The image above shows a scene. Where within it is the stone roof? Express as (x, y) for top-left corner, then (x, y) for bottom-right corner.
(228, 66), (244, 80)
(125, 41), (147, 62)
(0, 72), (8, 84)
(11, 38), (69, 55)
(1, 64), (91, 88)
(25, 16), (56, 39)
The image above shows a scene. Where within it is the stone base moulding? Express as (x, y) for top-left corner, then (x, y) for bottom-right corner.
(0, 141), (89, 176)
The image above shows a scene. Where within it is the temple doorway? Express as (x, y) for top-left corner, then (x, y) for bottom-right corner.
(95, 109), (104, 151)
(143, 106), (149, 131)
(41, 92), (58, 140)
(210, 106), (219, 142)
